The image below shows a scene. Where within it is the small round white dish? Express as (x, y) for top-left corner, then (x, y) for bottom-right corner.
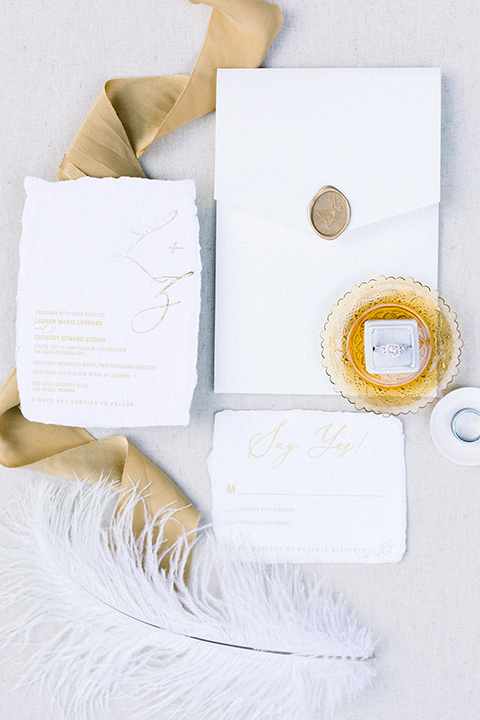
(430, 387), (480, 465)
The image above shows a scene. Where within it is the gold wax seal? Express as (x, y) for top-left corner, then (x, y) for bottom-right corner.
(308, 186), (351, 240)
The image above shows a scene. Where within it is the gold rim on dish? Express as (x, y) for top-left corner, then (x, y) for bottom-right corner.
(321, 276), (462, 415)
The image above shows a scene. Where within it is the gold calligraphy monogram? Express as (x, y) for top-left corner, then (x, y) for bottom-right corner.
(106, 211), (194, 334)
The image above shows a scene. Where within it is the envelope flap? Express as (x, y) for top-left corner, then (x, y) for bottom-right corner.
(215, 68), (441, 235)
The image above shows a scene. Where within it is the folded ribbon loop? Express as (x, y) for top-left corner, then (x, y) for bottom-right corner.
(57, 0), (282, 179)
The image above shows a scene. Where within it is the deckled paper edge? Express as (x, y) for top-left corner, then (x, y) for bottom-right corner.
(15, 177), (202, 428)
(208, 409), (407, 564)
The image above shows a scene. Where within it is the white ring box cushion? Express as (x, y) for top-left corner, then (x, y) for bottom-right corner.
(364, 319), (420, 374)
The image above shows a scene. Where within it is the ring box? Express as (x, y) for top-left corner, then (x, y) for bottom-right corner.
(364, 319), (420, 374)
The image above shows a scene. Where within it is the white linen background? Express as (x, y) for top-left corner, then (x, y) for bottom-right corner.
(1, 0), (479, 718)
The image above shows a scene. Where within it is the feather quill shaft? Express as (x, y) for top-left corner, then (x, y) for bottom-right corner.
(0, 477), (376, 719)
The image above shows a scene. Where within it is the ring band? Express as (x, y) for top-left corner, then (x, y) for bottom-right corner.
(373, 343), (409, 358)
(451, 408), (480, 443)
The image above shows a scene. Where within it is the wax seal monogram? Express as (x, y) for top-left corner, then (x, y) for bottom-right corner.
(308, 186), (351, 240)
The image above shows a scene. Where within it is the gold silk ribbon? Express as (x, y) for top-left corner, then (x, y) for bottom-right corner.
(0, 0), (282, 568)
(57, 0), (282, 180)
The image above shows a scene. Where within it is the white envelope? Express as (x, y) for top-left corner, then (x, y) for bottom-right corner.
(214, 68), (441, 395)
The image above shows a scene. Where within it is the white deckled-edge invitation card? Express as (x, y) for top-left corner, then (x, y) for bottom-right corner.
(209, 410), (406, 563)
(16, 177), (201, 427)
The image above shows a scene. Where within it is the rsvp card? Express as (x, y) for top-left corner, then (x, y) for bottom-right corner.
(209, 410), (406, 563)
(16, 177), (201, 427)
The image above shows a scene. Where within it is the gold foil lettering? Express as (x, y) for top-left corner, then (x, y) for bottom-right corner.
(248, 419), (299, 468)
(106, 211), (194, 334)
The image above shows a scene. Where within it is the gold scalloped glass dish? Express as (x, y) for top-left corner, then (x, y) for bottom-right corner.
(321, 277), (462, 415)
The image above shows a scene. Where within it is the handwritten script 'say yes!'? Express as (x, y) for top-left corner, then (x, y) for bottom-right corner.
(248, 418), (369, 469)
(106, 211), (194, 334)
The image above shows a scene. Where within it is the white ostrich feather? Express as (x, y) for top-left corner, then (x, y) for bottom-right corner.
(0, 477), (376, 719)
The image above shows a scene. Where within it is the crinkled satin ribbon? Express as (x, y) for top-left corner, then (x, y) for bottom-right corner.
(0, 0), (282, 567)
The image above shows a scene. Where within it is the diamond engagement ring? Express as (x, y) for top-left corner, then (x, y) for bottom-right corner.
(373, 343), (409, 358)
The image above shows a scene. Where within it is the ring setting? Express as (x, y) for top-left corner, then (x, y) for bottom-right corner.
(373, 343), (409, 358)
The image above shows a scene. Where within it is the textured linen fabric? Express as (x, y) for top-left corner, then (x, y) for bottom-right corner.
(1, 0), (480, 718)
